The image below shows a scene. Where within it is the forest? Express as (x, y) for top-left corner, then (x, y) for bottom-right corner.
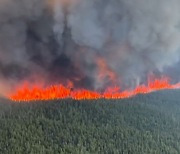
(0, 90), (180, 154)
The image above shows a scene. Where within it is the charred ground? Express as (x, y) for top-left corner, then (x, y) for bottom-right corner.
(0, 90), (180, 153)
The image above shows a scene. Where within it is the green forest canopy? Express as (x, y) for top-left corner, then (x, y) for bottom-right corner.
(0, 90), (180, 154)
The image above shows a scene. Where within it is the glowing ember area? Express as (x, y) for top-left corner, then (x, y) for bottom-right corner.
(8, 77), (180, 102)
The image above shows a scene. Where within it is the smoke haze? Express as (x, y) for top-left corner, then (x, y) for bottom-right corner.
(0, 0), (180, 95)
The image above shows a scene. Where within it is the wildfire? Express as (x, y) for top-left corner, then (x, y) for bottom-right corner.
(9, 77), (180, 102)
(96, 57), (117, 83)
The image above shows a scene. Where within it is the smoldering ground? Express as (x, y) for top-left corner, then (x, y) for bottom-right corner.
(0, 0), (180, 96)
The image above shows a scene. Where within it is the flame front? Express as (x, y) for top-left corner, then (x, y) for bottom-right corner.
(9, 77), (180, 101)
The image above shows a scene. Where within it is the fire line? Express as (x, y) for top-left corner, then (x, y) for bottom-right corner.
(9, 77), (180, 102)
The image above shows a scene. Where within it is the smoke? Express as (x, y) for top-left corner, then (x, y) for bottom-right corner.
(0, 0), (180, 95)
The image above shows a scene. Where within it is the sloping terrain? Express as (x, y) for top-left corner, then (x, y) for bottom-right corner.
(0, 90), (180, 154)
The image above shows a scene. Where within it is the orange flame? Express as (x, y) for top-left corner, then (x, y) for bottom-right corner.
(96, 57), (117, 82)
(8, 77), (180, 102)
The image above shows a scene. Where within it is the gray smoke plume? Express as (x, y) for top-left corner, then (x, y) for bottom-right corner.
(0, 0), (180, 95)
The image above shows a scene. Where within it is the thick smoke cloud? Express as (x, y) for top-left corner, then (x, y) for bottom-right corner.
(0, 0), (180, 95)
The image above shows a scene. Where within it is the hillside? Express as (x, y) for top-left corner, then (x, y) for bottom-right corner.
(0, 90), (180, 154)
